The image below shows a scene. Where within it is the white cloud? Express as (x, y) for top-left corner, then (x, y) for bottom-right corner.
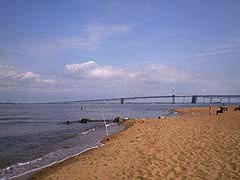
(143, 64), (192, 82)
(0, 65), (55, 87)
(18, 72), (40, 81)
(65, 61), (124, 79)
(195, 38), (240, 57)
(42, 79), (55, 84)
(196, 49), (232, 57)
(65, 61), (192, 82)
(65, 61), (96, 73)
(16, 71), (55, 84)
(0, 65), (17, 79)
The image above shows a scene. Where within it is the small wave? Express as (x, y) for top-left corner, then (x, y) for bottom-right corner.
(105, 123), (115, 127)
(0, 144), (103, 180)
(17, 157), (43, 166)
(79, 128), (96, 135)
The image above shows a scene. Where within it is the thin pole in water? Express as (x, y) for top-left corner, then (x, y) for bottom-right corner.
(102, 112), (109, 136)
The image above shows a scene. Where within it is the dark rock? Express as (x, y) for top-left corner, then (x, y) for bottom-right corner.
(80, 118), (90, 123)
(113, 117), (126, 124)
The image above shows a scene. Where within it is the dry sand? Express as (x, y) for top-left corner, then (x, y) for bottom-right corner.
(30, 107), (240, 180)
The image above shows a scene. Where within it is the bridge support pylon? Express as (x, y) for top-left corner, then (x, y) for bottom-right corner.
(210, 97), (212, 104)
(120, 98), (124, 104)
(172, 94), (175, 104)
(192, 95), (197, 104)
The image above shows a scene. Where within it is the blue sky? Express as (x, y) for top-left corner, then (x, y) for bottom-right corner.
(0, 0), (240, 102)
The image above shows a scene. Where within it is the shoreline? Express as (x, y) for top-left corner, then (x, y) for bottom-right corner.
(24, 121), (134, 180)
(9, 141), (103, 180)
(2, 123), (124, 180)
(21, 121), (134, 180)
(29, 106), (240, 180)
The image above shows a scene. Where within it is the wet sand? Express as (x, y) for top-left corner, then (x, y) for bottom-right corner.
(30, 106), (240, 180)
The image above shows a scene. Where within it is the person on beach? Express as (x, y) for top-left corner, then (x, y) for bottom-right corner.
(209, 103), (212, 115)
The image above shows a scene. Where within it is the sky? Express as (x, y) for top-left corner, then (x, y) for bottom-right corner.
(0, 0), (240, 102)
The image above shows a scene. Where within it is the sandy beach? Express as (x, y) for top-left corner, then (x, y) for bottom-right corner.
(30, 106), (240, 180)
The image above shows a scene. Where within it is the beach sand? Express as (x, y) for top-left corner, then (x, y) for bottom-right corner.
(30, 107), (240, 180)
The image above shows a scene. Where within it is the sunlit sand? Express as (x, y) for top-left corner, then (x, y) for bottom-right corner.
(31, 107), (240, 180)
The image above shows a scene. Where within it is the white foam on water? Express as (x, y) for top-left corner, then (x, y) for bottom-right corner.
(79, 128), (96, 135)
(1, 130), (108, 180)
(17, 157), (42, 166)
(106, 123), (115, 127)
(1, 122), (122, 180)
(5, 143), (104, 180)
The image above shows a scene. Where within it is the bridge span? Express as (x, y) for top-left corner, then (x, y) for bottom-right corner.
(63, 95), (240, 104)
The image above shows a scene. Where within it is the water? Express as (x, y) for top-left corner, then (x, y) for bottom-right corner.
(0, 103), (191, 179)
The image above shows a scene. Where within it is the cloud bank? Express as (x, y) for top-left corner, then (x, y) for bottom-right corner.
(65, 61), (192, 82)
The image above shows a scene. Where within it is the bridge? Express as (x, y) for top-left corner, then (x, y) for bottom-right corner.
(63, 95), (240, 104)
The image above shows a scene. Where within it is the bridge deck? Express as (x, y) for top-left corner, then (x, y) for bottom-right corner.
(63, 95), (240, 104)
